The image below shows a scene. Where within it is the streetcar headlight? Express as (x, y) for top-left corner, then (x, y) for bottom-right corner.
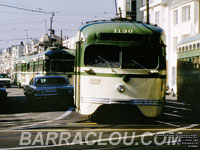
(117, 84), (125, 93)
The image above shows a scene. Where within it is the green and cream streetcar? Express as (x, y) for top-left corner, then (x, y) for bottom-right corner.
(74, 19), (166, 118)
(14, 47), (75, 87)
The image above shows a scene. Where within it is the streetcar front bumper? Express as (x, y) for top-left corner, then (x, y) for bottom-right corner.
(81, 97), (162, 106)
(80, 97), (164, 117)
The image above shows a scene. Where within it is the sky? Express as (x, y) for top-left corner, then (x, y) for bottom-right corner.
(0, 0), (116, 49)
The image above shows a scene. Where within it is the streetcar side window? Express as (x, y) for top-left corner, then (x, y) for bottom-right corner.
(30, 62), (34, 72)
(51, 60), (74, 72)
(84, 45), (120, 68)
(38, 60), (43, 72)
(27, 63), (30, 72)
(17, 64), (21, 72)
(35, 61), (39, 72)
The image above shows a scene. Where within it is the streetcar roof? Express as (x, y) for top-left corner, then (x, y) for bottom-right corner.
(178, 33), (200, 45)
(77, 20), (163, 44)
(79, 20), (163, 35)
(15, 48), (75, 63)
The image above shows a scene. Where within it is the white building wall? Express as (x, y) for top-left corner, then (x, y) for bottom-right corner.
(117, 0), (127, 18)
(140, 0), (200, 94)
(63, 37), (77, 50)
(169, 1), (199, 93)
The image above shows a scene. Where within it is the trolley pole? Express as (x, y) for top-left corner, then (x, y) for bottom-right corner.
(146, 0), (150, 24)
(114, 0), (118, 17)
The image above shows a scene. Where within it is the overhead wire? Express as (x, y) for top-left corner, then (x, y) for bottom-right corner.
(0, 0), (51, 11)
(0, 0), (115, 48)
(0, 3), (52, 14)
(0, 37), (40, 41)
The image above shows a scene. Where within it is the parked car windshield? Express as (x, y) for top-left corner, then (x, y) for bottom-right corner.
(35, 78), (68, 86)
(0, 74), (9, 78)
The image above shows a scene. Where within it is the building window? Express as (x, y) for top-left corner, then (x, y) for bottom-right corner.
(173, 37), (178, 52)
(143, 0), (145, 6)
(155, 11), (160, 26)
(172, 67), (176, 86)
(173, 10), (178, 25)
(182, 5), (190, 22)
(126, 0), (130, 11)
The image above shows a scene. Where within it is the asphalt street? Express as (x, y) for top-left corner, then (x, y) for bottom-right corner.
(0, 87), (199, 150)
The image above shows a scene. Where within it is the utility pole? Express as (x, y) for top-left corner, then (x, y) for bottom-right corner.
(49, 12), (55, 46)
(119, 7), (122, 19)
(24, 29), (29, 53)
(146, 0), (150, 24)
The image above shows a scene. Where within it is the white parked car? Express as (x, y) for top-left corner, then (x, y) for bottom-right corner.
(0, 73), (11, 88)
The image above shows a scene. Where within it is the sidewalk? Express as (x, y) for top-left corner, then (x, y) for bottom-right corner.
(166, 93), (177, 101)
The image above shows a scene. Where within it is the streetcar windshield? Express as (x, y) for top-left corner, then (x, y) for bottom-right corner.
(122, 46), (159, 69)
(84, 45), (120, 68)
(51, 60), (74, 72)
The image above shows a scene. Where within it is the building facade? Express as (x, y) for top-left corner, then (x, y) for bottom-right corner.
(140, 0), (200, 94)
(117, 0), (143, 21)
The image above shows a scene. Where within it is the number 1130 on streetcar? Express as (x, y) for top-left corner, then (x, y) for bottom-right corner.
(74, 19), (166, 119)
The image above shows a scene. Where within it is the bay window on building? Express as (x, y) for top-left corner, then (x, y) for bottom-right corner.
(155, 11), (160, 26)
(173, 9), (178, 25)
(182, 5), (190, 22)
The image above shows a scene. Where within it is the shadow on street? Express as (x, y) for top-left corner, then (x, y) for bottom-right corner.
(0, 96), (74, 114)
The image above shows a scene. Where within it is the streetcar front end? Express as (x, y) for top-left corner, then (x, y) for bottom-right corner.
(74, 20), (166, 118)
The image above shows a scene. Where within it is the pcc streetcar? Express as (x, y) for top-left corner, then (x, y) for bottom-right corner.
(177, 34), (200, 112)
(14, 47), (75, 87)
(74, 19), (166, 118)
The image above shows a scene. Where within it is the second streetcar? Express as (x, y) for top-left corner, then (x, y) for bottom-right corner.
(14, 47), (75, 87)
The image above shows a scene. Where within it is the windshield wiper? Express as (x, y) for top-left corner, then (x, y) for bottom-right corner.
(97, 56), (116, 72)
(130, 59), (152, 74)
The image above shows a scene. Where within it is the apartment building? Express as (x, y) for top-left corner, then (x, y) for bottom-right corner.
(140, 0), (200, 94)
